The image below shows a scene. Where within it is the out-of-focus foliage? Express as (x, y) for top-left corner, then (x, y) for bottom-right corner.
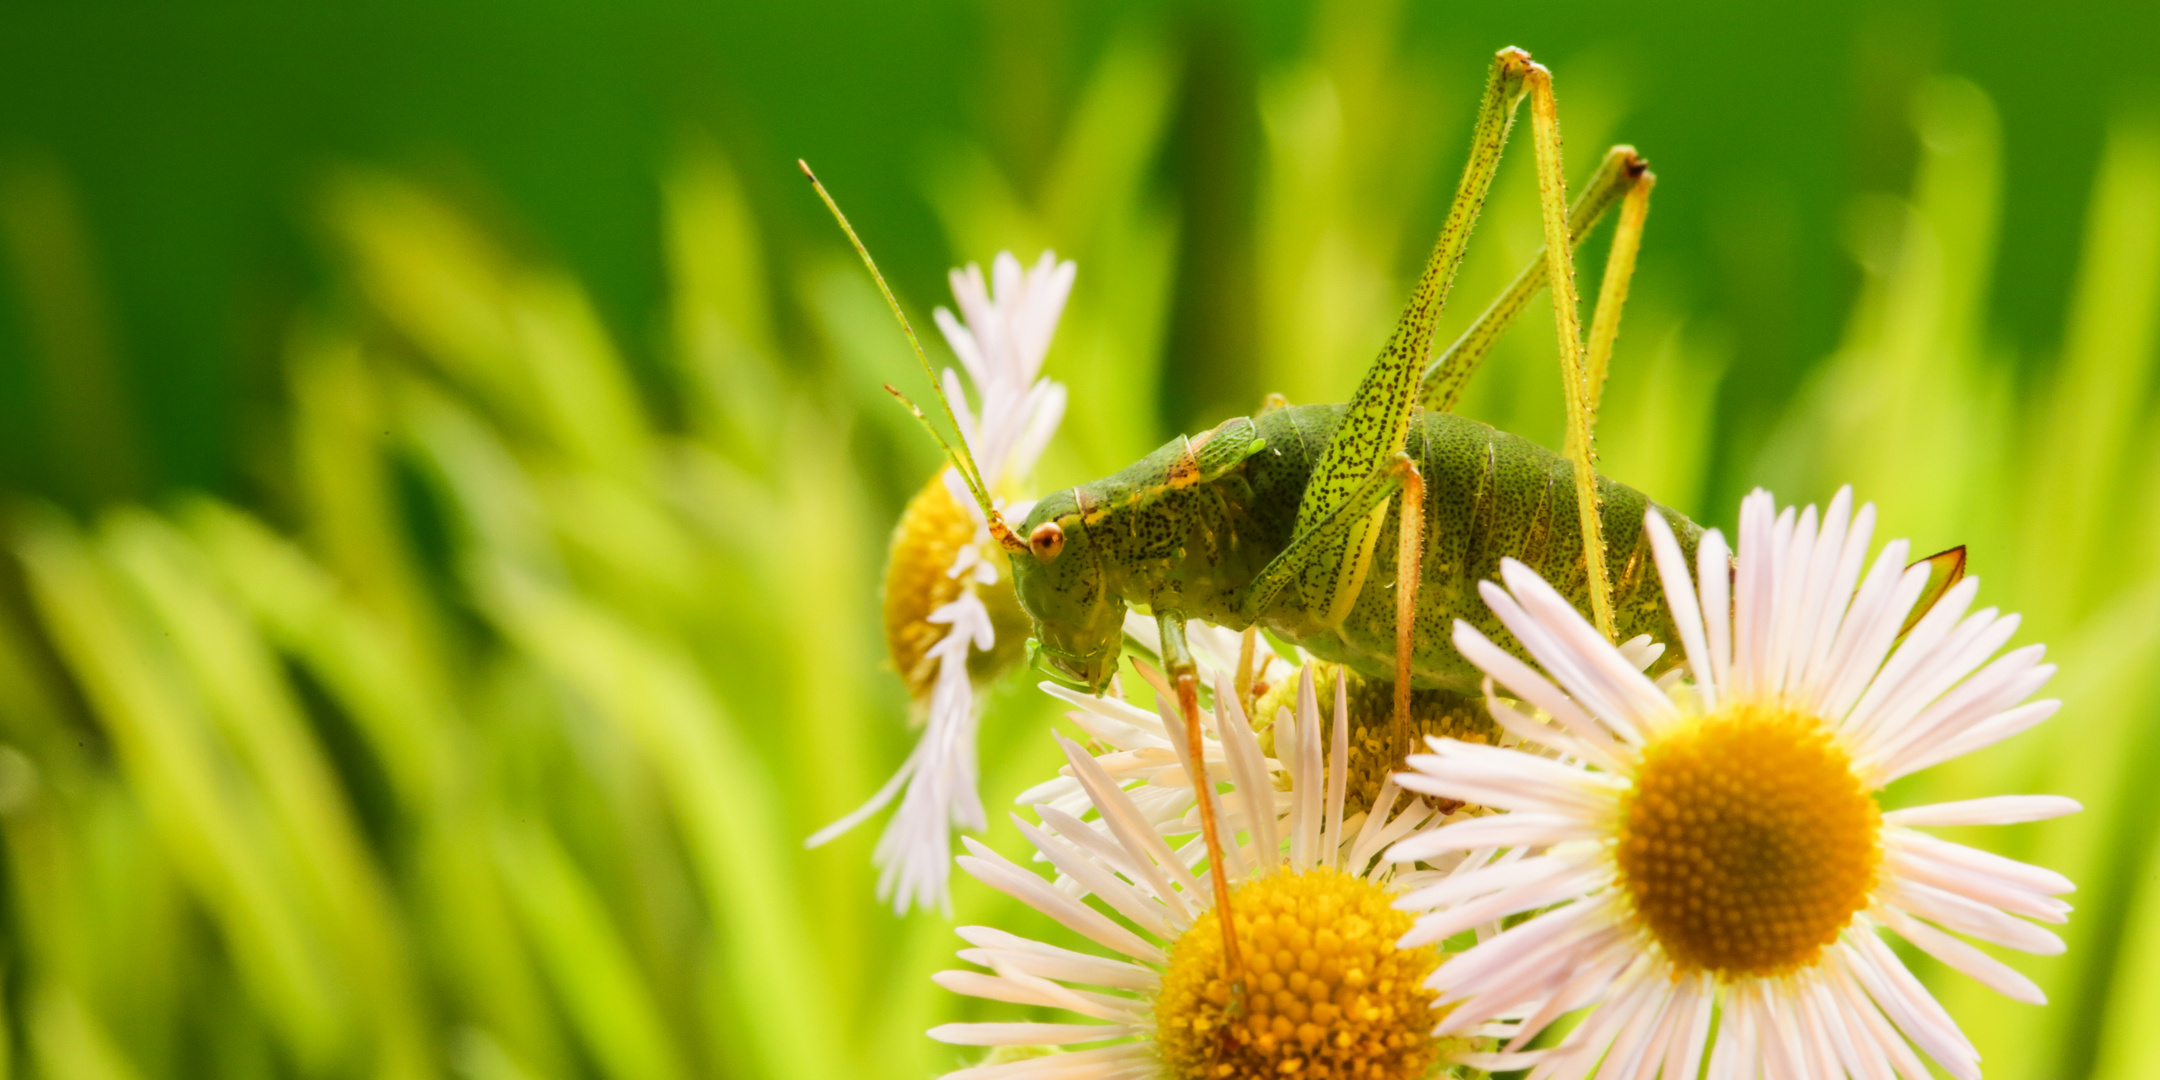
(0, 3), (2157, 1080)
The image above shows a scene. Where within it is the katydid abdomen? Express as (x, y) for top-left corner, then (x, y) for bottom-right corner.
(1014, 403), (1703, 694)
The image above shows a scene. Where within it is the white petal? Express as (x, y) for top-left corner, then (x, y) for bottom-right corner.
(1289, 670), (1324, 870)
(1426, 894), (1615, 998)
(1663, 979), (1717, 1080)
(1861, 647), (2052, 779)
(1798, 495), (1875, 707)
(1842, 933), (1981, 1077)
(1646, 509), (1718, 710)
(1846, 596), (2004, 749)
(1498, 560), (1674, 730)
(1392, 853), (1579, 912)
(1598, 968), (1687, 1080)
(1697, 527), (1734, 699)
(1819, 540), (1919, 722)
(1055, 734), (1204, 905)
(1840, 573), (1980, 736)
(1398, 739), (1623, 816)
(1731, 491), (1779, 697)
(1211, 672), (1280, 871)
(1703, 985), (1752, 1080)
(1542, 960), (1669, 1076)
(1386, 812), (1603, 863)
(1889, 847), (2073, 924)
(1476, 680), (1627, 773)
(1767, 502), (1819, 696)
(1012, 816), (1175, 940)
(1888, 880), (2065, 954)
(1397, 862), (1604, 947)
(1452, 623), (1628, 761)
(939, 1044), (1155, 1080)
(932, 971), (1145, 1022)
(1322, 673), (1350, 866)
(1827, 959), (1940, 1080)
(1890, 829), (2075, 895)
(1798, 974), (1889, 1080)
(928, 1022), (1144, 1046)
(1477, 580), (1636, 742)
(1153, 695), (1248, 883)
(958, 839), (1164, 962)
(1757, 975), (1818, 1080)
(1456, 920), (1633, 1040)
(1781, 490), (1850, 696)
(1034, 804), (1186, 924)
(1881, 699), (2060, 782)
(1884, 795), (2081, 827)
(956, 926), (1160, 992)
(1884, 909), (2046, 1004)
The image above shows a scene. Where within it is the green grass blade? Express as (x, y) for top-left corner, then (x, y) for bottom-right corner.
(479, 568), (845, 1080)
(15, 510), (346, 1071)
(490, 818), (689, 1080)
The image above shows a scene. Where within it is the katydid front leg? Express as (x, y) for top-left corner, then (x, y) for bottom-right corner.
(1154, 610), (1247, 995)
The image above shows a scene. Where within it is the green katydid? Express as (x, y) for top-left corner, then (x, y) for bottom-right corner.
(804, 45), (1964, 978)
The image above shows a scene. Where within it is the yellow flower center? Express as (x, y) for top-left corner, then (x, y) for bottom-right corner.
(881, 470), (1028, 700)
(1253, 666), (1500, 821)
(1155, 868), (1445, 1080)
(1615, 702), (1882, 978)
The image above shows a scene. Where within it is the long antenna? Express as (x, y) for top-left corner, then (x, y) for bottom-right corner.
(799, 159), (1026, 554)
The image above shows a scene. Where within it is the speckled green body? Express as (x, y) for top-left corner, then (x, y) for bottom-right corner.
(1017, 403), (1703, 693)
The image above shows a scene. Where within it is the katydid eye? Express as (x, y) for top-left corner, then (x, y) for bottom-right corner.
(1029, 522), (1066, 562)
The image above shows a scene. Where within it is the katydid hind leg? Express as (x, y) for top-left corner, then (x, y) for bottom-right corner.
(1524, 62), (1619, 642)
(1238, 452), (1421, 625)
(1288, 47), (1533, 631)
(1390, 459), (1428, 764)
(1420, 145), (1648, 411)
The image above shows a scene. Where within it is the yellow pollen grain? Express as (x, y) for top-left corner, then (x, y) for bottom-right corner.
(1615, 702), (1882, 978)
(1155, 868), (1444, 1080)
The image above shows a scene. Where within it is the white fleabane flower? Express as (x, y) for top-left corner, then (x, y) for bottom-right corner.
(811, 251), (1075, 916)
(1389, 487), (2078, 1080)
(932, 665), (1467, 1080)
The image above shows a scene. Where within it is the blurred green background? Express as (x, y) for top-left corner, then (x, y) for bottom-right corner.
(0, 1), (2158, 1078)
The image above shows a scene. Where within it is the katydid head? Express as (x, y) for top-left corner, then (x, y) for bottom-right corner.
(1012, 492), (1125, 694)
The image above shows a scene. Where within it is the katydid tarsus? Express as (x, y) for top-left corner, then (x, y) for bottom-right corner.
(804, 45), (1965, 993)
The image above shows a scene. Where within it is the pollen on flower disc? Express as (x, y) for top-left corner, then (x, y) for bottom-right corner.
(1615, 702), (1882, 978)
(1155, 868), (1444, 1080)
(1254, 667), (1500, 821)
(881, 471), (1029, 700)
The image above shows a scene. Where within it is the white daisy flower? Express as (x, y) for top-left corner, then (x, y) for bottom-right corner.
(1388, 487), (2078, 1080)
(931, 664), (1469, 1080)
(811, 251), (1075, 915)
